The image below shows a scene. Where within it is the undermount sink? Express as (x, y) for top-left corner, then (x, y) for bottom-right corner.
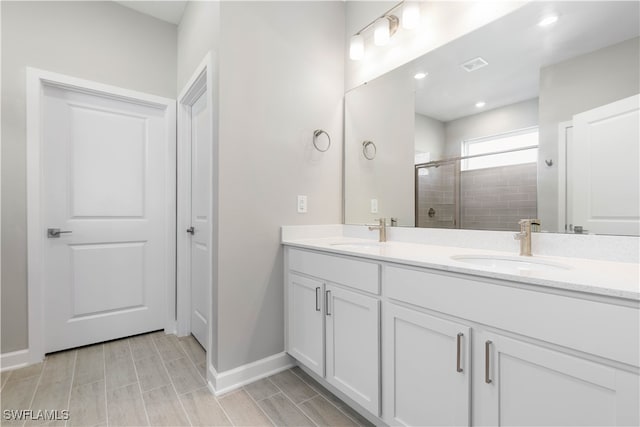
(451, 255), (572, 273)
(330, 241), (383, 250)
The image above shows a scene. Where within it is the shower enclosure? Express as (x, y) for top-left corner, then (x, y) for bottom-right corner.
(415, 146), (538, 231)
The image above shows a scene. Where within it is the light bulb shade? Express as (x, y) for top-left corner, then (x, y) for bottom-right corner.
(349, 34), (364, 60)
(374, 17), (391, 46)
(402, 2), (421, 29)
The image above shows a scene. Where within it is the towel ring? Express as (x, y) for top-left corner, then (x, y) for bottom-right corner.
(312, 129), (331, 152)
(362, 140), (377, 160)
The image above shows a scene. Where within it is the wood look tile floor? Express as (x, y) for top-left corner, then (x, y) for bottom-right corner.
(0, 333), (373, 427)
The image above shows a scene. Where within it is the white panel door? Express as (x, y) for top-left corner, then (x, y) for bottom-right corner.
(42, 84), (174, 353)
(287, 273), (324, 377)
(188, 90), (211, 349)
(474, 331), (640, 426)
(325, 284), (380, 416)
(383, 303), (470, 426)
(570, 94), (640, 235)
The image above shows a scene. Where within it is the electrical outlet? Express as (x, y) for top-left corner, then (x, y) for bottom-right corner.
(370, 198), (378, 214)
(297, 195), (308, 213)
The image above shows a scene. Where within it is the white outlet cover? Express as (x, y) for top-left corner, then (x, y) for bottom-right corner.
(297, 195), (307, 213)
(370, 198), (378, 213)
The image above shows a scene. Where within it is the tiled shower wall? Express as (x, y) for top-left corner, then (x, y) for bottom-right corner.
(416, 162), (537, 231)
(460, 163), (537, 231)
(416, 163), (456, 228)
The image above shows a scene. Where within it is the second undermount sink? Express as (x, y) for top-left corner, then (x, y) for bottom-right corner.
(451, 255), (572, 273)
(330, 241), (383, 250)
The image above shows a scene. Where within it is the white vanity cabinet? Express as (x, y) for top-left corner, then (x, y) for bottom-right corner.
(285, 248), (381, 416)
(383, 303), (471, 426)
(284, 244), (639, 426)
(473, 330), (640, 426)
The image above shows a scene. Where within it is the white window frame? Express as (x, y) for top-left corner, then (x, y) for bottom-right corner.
(461, 126), (539, 171)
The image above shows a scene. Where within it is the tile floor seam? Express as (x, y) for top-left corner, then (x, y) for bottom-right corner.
(127, 340), (152, 427)
(243, 385), (281, 427)
(178, 338), (206, 383)
(102, 345), (109, 427)
(288, 367), (365, 427)
(63, 350), (78, 427)
(148, 334), (193, 427)
(278, 389), (320, 427)
(1, 370), (13, 391)
(25, 354), (48, 427)
(205, 390), (235, 427)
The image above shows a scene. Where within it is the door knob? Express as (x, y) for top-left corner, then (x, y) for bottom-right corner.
(186, 227), (195, 235)
(47, 228), (72, 238)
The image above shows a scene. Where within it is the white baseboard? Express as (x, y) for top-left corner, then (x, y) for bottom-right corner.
(0, 349), (32, 372)
(207, 352), (294, 396)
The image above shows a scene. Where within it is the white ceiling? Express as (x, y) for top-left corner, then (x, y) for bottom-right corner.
(115, 1), (187, 25)
(389, 1), (640, 122)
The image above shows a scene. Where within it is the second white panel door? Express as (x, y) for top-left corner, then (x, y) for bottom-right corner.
(188, 89), (211, 350)
(41, 83), (174, 353)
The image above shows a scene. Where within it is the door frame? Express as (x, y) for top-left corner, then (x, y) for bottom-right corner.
(176, 51), (216, 364)
(557, 120), (573, 233)
(26, 67), (177, 363)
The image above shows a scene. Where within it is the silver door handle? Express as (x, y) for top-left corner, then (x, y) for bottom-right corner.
(456, 333), (464, 373)
(47, 228), (72, 238)
(186, 227), (195, 235)
(315, 287), (321, 311)
(485, 340), (493, 384)
(325, 290), (331, 316)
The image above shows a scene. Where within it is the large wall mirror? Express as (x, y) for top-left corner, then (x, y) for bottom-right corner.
(344, 1), (640, 236)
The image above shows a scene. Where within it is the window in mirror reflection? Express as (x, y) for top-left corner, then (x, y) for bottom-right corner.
(462, 127), (539, 171)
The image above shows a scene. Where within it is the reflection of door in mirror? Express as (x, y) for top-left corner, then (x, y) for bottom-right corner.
(568, 95), (640, 236)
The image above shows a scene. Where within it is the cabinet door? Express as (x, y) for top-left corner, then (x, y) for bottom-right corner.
(325, 284), (380, 416)
(474, 331), (640, 426)
(384, 303), (471, 426)
(287, 273), (324, 377)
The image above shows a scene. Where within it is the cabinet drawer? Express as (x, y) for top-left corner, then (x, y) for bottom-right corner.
(288, 248), (379, 294)
(385, 265), (640, 367)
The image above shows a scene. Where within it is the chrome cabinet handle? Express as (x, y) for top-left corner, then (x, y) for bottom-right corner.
(186, 227), (195, 235)
(47, 228), (72, 238)
(485, 340), (493, 384)
(315, 287), (321, 311)
(456, 333), (464, 373)
(325, 290), (331, 316)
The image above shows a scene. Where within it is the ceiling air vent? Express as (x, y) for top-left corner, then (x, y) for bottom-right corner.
(461, 57), (488, 72)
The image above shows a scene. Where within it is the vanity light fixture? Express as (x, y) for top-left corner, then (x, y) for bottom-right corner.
(374, 15), (399, 46)
(414, 72), (428, 79)
(538, 15), (559, 27)
(349, 1), (410, 60)
(475, 101), (486, 108)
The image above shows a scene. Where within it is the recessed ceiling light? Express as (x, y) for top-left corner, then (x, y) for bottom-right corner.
(414, 72), (428, 80)
(475, 101), (486, 108)
(538, 15), (559, 27)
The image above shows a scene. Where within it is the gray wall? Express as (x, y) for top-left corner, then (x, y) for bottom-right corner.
(1, 1), (177, 353)
(177, 0), (220, 92)
(216, 1), (344, 371)
(444, 98), (539, 158)
(415, 113), (445, 160)
(538, 36), (640, 232)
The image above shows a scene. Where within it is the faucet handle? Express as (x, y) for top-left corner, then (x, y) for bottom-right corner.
(373, 218), (386, 225)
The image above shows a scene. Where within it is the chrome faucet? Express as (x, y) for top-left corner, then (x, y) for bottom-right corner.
(368, 218), (387, 242)
(514, 219), (540, 256)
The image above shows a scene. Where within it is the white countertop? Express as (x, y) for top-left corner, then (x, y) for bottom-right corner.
(282, 235), (640, 301)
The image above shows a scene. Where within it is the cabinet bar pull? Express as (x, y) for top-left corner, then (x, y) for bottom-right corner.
(485, 340), (493, 384)
(456, 333), (463, 373)
(325, 290), (331, 316)
(315, 287), (321, 311)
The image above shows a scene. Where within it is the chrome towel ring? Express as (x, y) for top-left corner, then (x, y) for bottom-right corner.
(362, 140), (377, 160)
(313, 129), (331, 152)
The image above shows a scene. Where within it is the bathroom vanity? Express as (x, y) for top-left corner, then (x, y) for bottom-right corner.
(282, 227), (639, 426)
